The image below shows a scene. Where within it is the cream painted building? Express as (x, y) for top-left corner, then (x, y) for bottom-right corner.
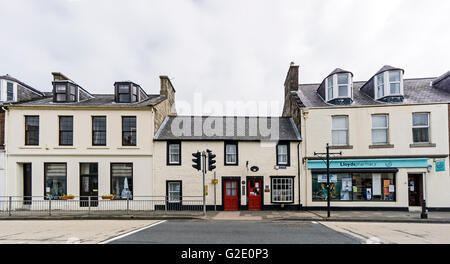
(283, 64), (450, 210)
(153, 116), (302, 210)
(4, 72), (175, 208)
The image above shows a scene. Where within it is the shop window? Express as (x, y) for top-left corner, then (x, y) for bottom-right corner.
(111, 163), (133, 199)
(271, 177), (294, 203)
(44, 163), (67, 199)
(312, 173), (396, 201)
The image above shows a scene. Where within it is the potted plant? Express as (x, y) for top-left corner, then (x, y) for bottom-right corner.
(101, 194), (115, 200)
(62, 194), (75, 200)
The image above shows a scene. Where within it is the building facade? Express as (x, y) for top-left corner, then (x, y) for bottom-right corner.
(4, 73), (175, 208)
(153, 116), (302, 210)
(0, 75), (45, 203)
(283, 64), (450, 210)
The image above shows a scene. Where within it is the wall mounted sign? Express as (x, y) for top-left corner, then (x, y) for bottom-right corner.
(250, 166), (259, 172)
(307, 158), (429, 169)
(436, 160), (446, 172)
(264, 185), (270, 192)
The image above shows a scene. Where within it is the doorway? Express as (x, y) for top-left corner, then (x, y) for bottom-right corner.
(80, 163), (98, 207)
(23, 163), (32, 205)
(408, 174), (423, 207)
(247, 177), (263, 211)
(223, 178), (240, 211)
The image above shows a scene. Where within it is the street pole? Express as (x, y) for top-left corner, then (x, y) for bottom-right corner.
(202, 151), (206, 216)
(214, 171), (217, 211)
(326, 143), (330, 218)
(421, 172), (428, 219)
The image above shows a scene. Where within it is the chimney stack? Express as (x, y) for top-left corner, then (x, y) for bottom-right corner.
(284, 62), (299, 97)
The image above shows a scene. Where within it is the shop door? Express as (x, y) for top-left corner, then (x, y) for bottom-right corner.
(224, 179), (239, 211)
(408, 174), (422, 207)
(80, 163), (98, 207)
(247, 178), (262, 210)
(23, 163), (32, 205)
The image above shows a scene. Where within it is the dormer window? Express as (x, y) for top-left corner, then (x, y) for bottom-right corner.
(324, 71), (353, 105)
(115, 82), (139, 103)
(374, 70), (403, 100)
(53, 82), (78, 103)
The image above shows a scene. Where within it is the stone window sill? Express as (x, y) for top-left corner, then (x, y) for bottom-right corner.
(117, 146), (140, 150)
(409, 143), (436, 148)
(20, 146), (42, 149)
(369, 144), (395, 149)
(330, 145), (354, 150)
(54, 146), (76, 149)
(87, 147), (110, 150)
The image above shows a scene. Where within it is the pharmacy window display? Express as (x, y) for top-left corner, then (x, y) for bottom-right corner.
(312, 173), (396, 201)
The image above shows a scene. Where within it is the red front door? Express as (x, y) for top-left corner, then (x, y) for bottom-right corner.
(247, 178), (262, 210)
(224, 179), (239, 211)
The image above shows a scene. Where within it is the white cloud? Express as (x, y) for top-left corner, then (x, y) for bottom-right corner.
(1, 0), (450, 115)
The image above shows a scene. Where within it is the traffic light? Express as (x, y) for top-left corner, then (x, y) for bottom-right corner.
(192, 151), (201, 171)
(207, 149), (216, 171)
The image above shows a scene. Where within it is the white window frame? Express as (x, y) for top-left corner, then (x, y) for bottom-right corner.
(389, 71), (402, 95)
(168, 143), (181, 164)
(412, 113), (430, 143)
(225, 143), (237, 165)
(375, 71), (403, 99)
(277, 144), (288, 165)
(371, 114), (389, 145)
(168, 182), (181, 202)
(337, 73), (349, 98)
(326, 76), (333, 101)
(332, 116), (349, 146)
(376, 73), (385, 99)
(271, 177), (294, 203)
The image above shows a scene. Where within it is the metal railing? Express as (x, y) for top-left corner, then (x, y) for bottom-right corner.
(0, 196), (204, 217)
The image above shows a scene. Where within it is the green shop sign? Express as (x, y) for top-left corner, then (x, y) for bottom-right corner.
(307, 158), (429, 169)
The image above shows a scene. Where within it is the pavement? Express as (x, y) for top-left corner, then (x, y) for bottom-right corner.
(0, 220), (159, 244)
(2, 209), (450, 223)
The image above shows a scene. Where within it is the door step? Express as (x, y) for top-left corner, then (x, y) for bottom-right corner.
(408, 206), (422, 212)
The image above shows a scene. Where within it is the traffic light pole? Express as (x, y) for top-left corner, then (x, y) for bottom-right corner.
(202, 151), (206, 216)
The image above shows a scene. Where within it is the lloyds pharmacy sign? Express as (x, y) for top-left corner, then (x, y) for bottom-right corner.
(307, 158), (429, 170)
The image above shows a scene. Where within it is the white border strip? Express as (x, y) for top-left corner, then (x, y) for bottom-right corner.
(98, 220), (167, 244)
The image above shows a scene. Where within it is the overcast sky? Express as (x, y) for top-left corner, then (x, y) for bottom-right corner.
(1, 0), (450, 115)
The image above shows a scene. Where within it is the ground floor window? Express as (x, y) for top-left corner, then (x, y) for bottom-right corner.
(111, 163), (133, 199)
(312, 172), (396, 201)
(44, 163), (67, 199)
(167, 181), (182, 202)
(271, 177), (294, 203)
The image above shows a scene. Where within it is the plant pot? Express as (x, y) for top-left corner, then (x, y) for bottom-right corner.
(62, 196), (75, 200)
(102, 196), (115, 200)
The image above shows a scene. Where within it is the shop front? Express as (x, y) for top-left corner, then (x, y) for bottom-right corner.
(306, 158), (430, 210)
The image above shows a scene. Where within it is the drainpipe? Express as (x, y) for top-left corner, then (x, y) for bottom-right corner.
(297, 141), (301, 209)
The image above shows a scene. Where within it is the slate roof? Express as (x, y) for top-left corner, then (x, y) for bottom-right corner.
(14, 94), (165, 107)
(0, 74), (44, 96)
(293, 77), (450, 108)
(154, 116), (302, 141)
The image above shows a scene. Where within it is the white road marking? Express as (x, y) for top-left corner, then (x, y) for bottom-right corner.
(311, 221), (319, 224)
(98, 220), (167, 244)
(366, 236), (382, 244)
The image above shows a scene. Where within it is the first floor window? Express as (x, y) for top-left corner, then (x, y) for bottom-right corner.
(312, 173), (396, 201)
(111, 163), (133, 199)
(122, 116), (136, 146)
(59, 116), (73, 146)
(225, 142), (238, 165)
(412, 113), (430, 143)
(25, 116), (39, 146)
(92, 116), (107, 146)
(167, 142), (181, 165)
(276, 143), (289, 166)
(167, 181), (181, 202)
(332, 116), (348, 146)
(372, 114), (389, 145)
(272, 177), (294, 203)
(44, 163), (67, 199)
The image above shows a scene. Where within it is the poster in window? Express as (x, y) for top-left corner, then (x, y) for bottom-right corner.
(372, 174), (381, 196)
(389, 185), (395, 193)
(341, 177), (352, 192)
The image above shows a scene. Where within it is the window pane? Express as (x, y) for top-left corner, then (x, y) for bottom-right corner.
(59, 117), (73, 145)
(389, 71), (400, 82)
(55, 85), (66, 92)
(122, 117), (136, 146)
(111, 164), (133, 199)
(390, 83), (400, 94)
(119, 94), (131, 103)
(413, 128), (429, 143)
(337, 74), (348, 85)
(119, 85), (129, 93)
(25, 116), (39, 145)
(56, 94), (66, 102)
(413, 113), (429, 126)
(372, 115), (387, 128)
(93, 117), (106, 131)
(332, 116), (347, 129)
(338, 85), (348, 97)
(372, 129), (388, 144)
(272, 178), (293, 202)
(168, 143), (180, 164)
(332, 130), (348, 145)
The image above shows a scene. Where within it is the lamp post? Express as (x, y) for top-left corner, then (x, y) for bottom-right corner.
(314, 143), (342, 218)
